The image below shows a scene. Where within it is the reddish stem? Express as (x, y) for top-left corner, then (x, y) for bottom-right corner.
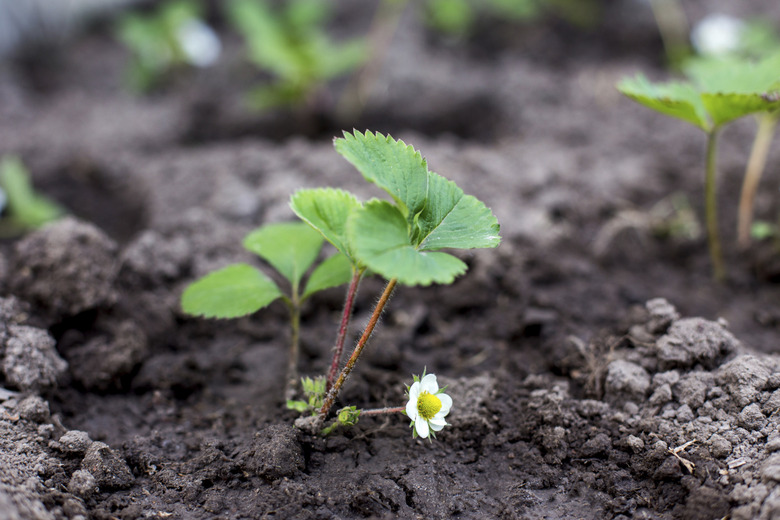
(318, 278), (398, 422)
(361, 406), (405, 416)
(326, 268), (364, 390)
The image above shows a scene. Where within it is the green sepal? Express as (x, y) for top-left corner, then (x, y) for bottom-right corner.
(181, 263), (283, 319)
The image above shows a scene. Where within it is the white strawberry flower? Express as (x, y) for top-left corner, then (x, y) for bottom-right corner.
(405, 372), (452, 439)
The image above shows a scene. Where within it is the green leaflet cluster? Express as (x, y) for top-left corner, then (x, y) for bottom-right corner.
(293, 130), (501, 286)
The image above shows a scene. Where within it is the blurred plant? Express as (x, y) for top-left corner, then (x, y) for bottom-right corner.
(684, 21), (780, 248)
(0, 156), (65, 237)
(225, 0), (366, 110)
(337, 0), (411, 122)
(116, 0), (221, 93)
(618, 51), (780, 280)
(423, 0), (600, 36)
(181, 222), (353, 399)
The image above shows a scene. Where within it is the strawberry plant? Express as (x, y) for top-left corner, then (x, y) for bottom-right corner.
(181, 130), (501, 435)
(618, 51), (780, 280)
(225, 0), (366, 110)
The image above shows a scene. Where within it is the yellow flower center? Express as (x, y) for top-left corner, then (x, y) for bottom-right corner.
(417, 391), (442, 421)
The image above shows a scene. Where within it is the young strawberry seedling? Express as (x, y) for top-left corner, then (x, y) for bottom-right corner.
(181, 130), (500, 438)
(181, 221), (353, 399)
(225, 0), (366, 111)
(618, 52), (780, 280)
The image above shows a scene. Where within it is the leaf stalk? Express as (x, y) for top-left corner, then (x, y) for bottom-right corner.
(738, 113), (778, 248)
(705, 128), (725, 281)
(318, 278), (397, 422)
(326, 267), (365, 391)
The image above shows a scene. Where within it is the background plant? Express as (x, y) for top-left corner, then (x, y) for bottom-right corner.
(116, 0), (220, 93)
(422, 0), (600, 37)
(0, 156), (65, 237)
(225, 0), (366, 110)
(683, 23), (780, 248)
(618, 51), (780, 280)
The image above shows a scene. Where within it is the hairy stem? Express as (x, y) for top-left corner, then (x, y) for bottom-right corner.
(318, 278), (398, 422)
(738, 113), (778, 248)
(361, 406), (405, 416)
(336, 0), (410, 122)
(284, 295), (301, 402)
(705, 128), (726, 281)
(326, 268), (365, 391)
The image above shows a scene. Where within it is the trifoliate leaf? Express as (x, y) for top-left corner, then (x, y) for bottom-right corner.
(243, 222), (323, 287)
(302, 253), (353, 299)
(290, 188), (361, 261)
(334, 131), (429, 222)
(348, 200), (467, 286)
(415, 172), (501, 251)
(181, 263), (282, 319)
(617, 74), (710, 130)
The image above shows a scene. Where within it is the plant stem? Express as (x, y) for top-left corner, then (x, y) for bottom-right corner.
(648, 0), (690, 67)
(284, 295), (301, 401)
(705, 128), (726, 281)
(336, 0), (410, 122)
(738, 113), (778, 248)
(326, 267), (365, 391)
(318, 278), (398, 422)
(361, 406), (405, 416)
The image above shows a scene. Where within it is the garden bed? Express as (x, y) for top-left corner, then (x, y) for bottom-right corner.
(2, 1), (780, 518)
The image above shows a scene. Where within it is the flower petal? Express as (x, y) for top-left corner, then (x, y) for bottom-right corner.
(429, 420), (447, 432)
(420, 373), (438, 394)
(437, 393), (452, 416)
(408, 381), (421, 401)
(415, 418), (430, 438)
(406, 396), (418, 420)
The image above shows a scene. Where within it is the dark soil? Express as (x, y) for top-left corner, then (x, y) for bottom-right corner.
(2, 1), (780, 519)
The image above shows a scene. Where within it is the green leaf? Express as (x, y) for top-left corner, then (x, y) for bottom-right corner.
(243, 222), (324, 287)
(348, 200), (467, 286)
(702, 92), (780, 127)
(684, 53), (780, 94)
(181, 263), (283, 319)
(617, 74), (710, 131)
(302, 253), (353, 299)
(0, 156), (65, 230)
(334, 131), (429, 222)
(286, 400), (309, 412)
(415, 172), (501, 251)
(289, 188), (361, 261)
(226, 0), (303, 79)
